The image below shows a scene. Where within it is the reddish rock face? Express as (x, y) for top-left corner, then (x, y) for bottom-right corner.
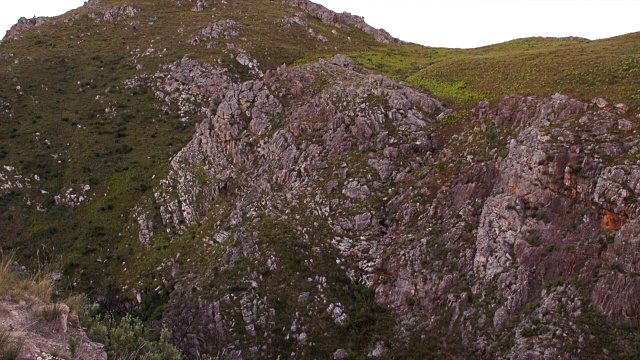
(283, 0), (403, 44)
(603, 210), (624, 231)
(148, 51), (640, 357)
(4, 17), (49, 40)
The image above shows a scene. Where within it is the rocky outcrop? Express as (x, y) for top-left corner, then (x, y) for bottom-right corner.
(3, 17), (49, 40)
(190, 20), (240, 44)
(139, 55), (443, 356)
(283, 0), (402, 44)
(54, 184), (91, 208)
(147, 69), (640, 357)
(89, 6), (139, 23)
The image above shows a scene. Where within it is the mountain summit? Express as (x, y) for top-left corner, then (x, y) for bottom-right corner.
(1, 0), (640, 358)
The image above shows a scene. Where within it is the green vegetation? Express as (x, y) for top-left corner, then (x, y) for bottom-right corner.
(36, 303), (66, 322)
(0, 332), (21, 360)
(1, 250), (182, 359)
(0, 250), (54, 303)
(84, 307), (183, 360)
(440, 109), (470, 126)
(0, 0), (395, 302)
(68, 337), (81, 359)
(523, 300), (541, 315)
(350, 35), (640, 110)
(486, 125), (499, 149)
(543, 277), (565, 289)
(407, 78), (486, 106)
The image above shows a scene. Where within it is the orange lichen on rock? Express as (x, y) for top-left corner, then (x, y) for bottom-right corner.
(603, 210), (623, 231)
(564, 172), (573, 187)
(571, 189), (578, 199)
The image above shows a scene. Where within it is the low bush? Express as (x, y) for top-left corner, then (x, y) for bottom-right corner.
(84, 305), (183, 360)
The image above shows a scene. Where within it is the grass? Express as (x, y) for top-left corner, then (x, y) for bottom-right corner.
(1, 250), (182, 359)
(350, 34), (640, 111)
(0, 252), (16, 294)
(68, 337), (81, 359)
(406, 78), (487, 106)
(0, 250), (54, 303)
(0, 332), (22, 360)
(36, 303), (66, 323)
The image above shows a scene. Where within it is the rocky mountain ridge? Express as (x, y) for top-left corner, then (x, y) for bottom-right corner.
(1, 0), (640, 358)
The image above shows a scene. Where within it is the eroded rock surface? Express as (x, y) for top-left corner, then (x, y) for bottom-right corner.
(4, 17), (49, 40)
(141, 65), (640, 357)
(284, 0), (402, 44)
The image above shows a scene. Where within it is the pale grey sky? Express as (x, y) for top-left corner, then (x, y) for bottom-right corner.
(1, 0), (639, 48)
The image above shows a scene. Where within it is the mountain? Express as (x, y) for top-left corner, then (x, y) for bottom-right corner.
(1, 0), (640, 358)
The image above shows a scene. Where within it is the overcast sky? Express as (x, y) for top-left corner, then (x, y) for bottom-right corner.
(1, 0), (639, 48)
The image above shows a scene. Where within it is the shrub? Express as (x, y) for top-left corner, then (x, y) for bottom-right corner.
(523, 300), (541, 315)
(522, 326), (537, 338)
(68, 337), (81, 359)
(407, 297), (416, 308)
(486, 125), (499, 149)
(0, 250), (53, 303)
(543, 277), (565, 289)
(84, 306), (183, 360)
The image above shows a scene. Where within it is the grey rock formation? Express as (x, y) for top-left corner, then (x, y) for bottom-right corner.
(89, 6), (139, 23)
(152, 78), (640, 357)
(284, 0), (403, 44)
(4, 17), (49, 40)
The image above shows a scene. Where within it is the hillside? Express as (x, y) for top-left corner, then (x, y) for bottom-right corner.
(351, 33), (640, 111)
(1, 0), (640, 358)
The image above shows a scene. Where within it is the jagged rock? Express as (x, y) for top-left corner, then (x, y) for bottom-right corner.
(333, 348), (348, 359)
(618, 118), (635, 130)
(616, 103), (630, 113)
(83, 0), (103, 9)
(90, 6), (139, 22)
(593, 97), (609, 108)
(191, 0), (207, 11)
(369, 341), (385, 357)
(474, 194), (522, 282)
(4, 17), (49, 40)
(190, 20), (240, 44)
(54, 185), (91, 208)
(284, 0), (402, 44)
(138, 214), (154, 244)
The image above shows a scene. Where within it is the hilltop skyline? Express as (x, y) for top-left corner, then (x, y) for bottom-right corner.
(1, 0), (639, 48)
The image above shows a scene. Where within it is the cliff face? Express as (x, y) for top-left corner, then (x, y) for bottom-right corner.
(146, 52), (640, 357)
(1, 0), (640, 358)
(148, 54), (444, 357)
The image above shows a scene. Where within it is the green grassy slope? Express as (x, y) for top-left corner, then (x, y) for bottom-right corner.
(350, 34), (640, 110)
